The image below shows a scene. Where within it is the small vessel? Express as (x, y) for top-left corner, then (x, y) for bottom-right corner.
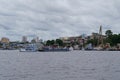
(19, 44), (38, 52)
(85, 43), (93, 51)
(40, 45), (69, 52)
(19, 48), (26, 52)
(19, 47), (37, 52)
(69, 46), (74, 51)
(93, 47), (103, 51)
(42, 47), (69, 52)
(81, 47), (85, 51)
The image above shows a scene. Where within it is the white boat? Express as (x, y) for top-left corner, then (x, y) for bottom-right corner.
(93, 47), (103, 51)
(19, 44), (38, 52)
(19, 48), (26, 52)
(81, 47), (85, 51)
(69, 46), (74, 51)
(19, 47), (37, 52)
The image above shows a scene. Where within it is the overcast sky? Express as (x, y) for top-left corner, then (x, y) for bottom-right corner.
(0, 0), (120, 41)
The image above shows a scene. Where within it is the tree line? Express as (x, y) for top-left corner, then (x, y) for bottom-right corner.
(105, 30), (120, 46)
(46, 39), (64, 46)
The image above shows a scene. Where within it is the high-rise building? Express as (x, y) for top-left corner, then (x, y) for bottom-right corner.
(31, 37), (41, 43)
(36, 37), (39, 42)
(22, 36), (27, 42)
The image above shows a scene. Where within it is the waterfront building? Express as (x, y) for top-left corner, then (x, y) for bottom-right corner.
(90, 33), (99, 39)
(90, 33), (106, 40)
(0, 37), (10, 49)
(60, 37), (71, 44)
(60, 35), (87, 47)
(1, 37), (10, 43)
(31, 37), (42, 43)
(31, 37), (41, 43)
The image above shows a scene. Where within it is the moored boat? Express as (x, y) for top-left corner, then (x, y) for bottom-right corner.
(19, 44), (38, 52)
(41, 47), (69, 52)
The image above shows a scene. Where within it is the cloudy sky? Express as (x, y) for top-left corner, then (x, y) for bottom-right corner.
(0, 0), (120, 41)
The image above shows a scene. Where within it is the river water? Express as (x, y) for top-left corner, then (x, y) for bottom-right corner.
(0, 50), (120, 80)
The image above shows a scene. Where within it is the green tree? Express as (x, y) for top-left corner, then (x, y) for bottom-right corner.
(87, 38), (98, 47)
(56, 39), (63, 46)
(51, 40), (55, 45)
(46, 40), (55, 46)
(46, 40), (51, 46)
(110, 34), (120, 46)
(105, 33), (120, 46)
(105, 30), (113, 37)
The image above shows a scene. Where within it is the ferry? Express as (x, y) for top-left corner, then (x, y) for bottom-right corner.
(19, 44), (38, 52)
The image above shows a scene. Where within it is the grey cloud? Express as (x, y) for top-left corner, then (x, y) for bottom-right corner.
(0, 24), (12, 30)
(0, 0), (119, 41)
(0, 12), (16, 16)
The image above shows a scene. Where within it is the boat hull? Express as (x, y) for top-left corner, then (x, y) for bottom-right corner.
(41, 48), (69, 52)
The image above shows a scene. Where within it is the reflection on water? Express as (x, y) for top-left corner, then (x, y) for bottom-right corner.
(0, 50), (120, 80)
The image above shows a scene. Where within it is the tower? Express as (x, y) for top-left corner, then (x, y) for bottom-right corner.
(22, 36), (27, 42)
(98, 25), (103, 46)
(36, 37), (39, 42)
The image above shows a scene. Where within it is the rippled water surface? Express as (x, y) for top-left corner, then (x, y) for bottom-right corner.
(0, 50), (120, 80)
